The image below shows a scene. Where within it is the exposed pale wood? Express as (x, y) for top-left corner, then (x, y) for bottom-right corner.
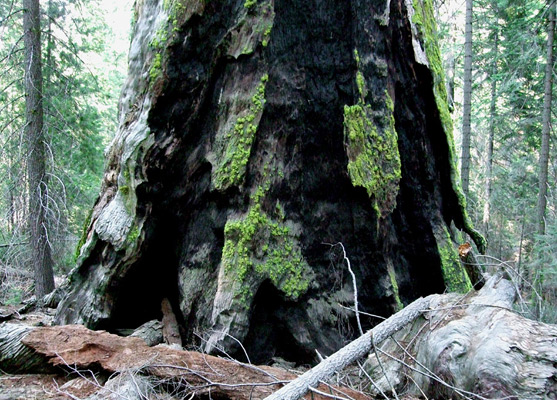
(161, 298), (181, 346)
(365, 274), (557, 399)
(129, 319), (163, 346)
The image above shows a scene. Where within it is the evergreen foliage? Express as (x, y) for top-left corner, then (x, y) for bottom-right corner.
(437, 0), (557, 319)
(0, 0), (129, 302)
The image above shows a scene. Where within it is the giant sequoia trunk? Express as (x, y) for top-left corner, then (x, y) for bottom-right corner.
(56, 0), (485, 364)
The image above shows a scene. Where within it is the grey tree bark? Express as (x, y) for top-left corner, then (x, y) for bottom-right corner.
(460, 0), (473, 198)
(23, 0), (55, 298)
(537, 0), (555, 236)
(483, 10), (498, 248)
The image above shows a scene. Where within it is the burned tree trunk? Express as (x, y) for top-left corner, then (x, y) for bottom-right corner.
(56, 0), (485, 364)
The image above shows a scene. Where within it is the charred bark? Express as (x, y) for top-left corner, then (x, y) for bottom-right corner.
(56, 0), (485, 365)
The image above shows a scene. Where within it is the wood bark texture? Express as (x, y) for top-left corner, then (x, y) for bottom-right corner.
(536, 1), (555, 235)
(483, 9), (498, 242)
(23, 0), (55, 298)
(0, 323), (371, 400)
(56, 0), (485, 366)
(1, 275), (556, 399)
(364, 274), (557, 399)
(460, 0), (473, 197)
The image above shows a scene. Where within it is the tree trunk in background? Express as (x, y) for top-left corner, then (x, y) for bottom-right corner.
(483, 13), (498, 249)
(537, 1), (555, 236)
(23, 0), (55, 298)
(461, 0), (473, 198)
(56, 0), (485, 365)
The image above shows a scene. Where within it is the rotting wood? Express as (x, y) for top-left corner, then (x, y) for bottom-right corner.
(2, 274), (555, 399)
(365, 273), (557, 399)
(264, 274), (557, 400)
(7, 324), (371, 400)
(161, 297), (181, 346)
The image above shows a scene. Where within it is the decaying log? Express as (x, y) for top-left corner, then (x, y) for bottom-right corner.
(1, 323), (371, 400)
(0, 323), (54, 374)
(129, 319), (163, 346)
(83, 372), (153, 400)
(263, 274), (557, 400)
(365, 273), (557, 399)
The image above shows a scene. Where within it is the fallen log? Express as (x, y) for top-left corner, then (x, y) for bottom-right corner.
(363, 273), (557, 399)
(0, 323), (372, 400)
(265, 274), (557, 399)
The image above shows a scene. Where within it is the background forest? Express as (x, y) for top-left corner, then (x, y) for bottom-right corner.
(0, 0), (130, 301)
(0, 0), (556, 321)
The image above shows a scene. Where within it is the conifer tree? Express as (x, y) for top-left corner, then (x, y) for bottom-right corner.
(23, 0), (55, 297)
(461, 0), (474, 198)
(536, 0), (555, 235)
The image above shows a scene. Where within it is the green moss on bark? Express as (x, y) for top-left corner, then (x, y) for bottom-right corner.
(127, 225), (141, 244)
(74, 209), (93, 261)
(435, 225), (472, 293)
(213, 74), (269, 190)
(343, 89), (401, 217)
(411, 0), (486, 253)
(244, 0), (257, 10)
(149, 53), (163, 83)
(221, 171), (311, 305)
(387, 264), (404, 311)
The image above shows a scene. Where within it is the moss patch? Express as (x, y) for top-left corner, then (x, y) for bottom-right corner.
(74, 208), (93, 261)
(353, 50), (367, 100)
(261, 22), (272, 47)
(412, 0), (486, 253)
(244, 0), (257, 10)
(221, 172), (311, 306)
(149, 0), (196, 86)
(344, 88), (401, 217)
(213, 74), (269, 190)
(149, 53), (163, 84)
(435, 225), (472, 293)
(226, 0), (274, 57)
(127, 225), (141, 244)
(387, 263), (404, 311)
